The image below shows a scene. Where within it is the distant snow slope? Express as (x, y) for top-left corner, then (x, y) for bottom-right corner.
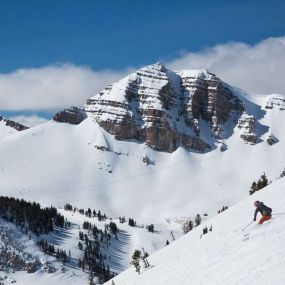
(0, 117), (28, 139)
(0, 120), (17, 139)
(105, 177), (285, 285)
(0, 92), (284, 223)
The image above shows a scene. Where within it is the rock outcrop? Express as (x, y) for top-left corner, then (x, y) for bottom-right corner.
(0, 116), (28, 131)
(266, 134), (278, 146)
(265, 95), (285, 110)
(237, 114), (257, 144)
(53, 107), (87, 125)
(84, 63), (244, 153)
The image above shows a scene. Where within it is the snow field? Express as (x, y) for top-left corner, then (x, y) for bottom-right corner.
(105, 178), (285, 285)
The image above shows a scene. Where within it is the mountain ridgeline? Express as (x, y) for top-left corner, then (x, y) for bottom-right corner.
(0, 116), (28, 132)
(54, 63), (248, 153)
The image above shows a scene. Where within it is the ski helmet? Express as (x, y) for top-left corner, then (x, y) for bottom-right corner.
(254, 201), (260, 207)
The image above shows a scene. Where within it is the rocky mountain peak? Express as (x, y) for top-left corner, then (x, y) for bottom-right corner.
(83, 64), (244, 152)
(141, 62), (167, 73)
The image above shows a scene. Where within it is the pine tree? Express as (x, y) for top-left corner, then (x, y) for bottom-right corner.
(98, 210), (102, 221)
(78, 241), (83, 250)
(131, 250), (141, 274)
(260, 173), (268, 188)
(147, 224), (154, 233)
(249, 181), (257, 195)
(182, 220), (194, 234)
(195, 214), (202, 226)
(249, 173), (269, 195)
(88, 270), (95, 285)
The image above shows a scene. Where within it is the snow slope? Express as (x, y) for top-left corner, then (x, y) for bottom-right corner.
(0, 119), (20, 139)
(0, 93), (284, 223)
(0, 218), (88, 285)
(105, 177), (285, 285)
(0, 92), (284, 223)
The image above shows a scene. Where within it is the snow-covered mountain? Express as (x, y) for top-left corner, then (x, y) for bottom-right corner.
(104, 177), (285, 285)
(0, 63), (285, 284)
(0, 63), (284, 221)
(0, 116), (28, 139)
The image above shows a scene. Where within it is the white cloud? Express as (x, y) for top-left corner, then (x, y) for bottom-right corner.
(10, 115), (49, 127)
(0, 64), (133, 111)
(167, 36), (285, 95)
(0, 36), (284, 117)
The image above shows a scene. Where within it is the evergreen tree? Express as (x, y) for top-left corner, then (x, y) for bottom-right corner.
(128, 218), (135, 227)
(88, 270), (95, 285)
(195, 214), (202, 226)
(260, 173), (268, 188)
(109, 222), (118, 235)
(203, 226), (208, 235)
(98, 210), (102, 221)
(182, 220), (193, 234)
(78, 241), (83, 250)
(131, 250), (141, 274)
(147, 224), (154, 233)
(249, 173), (269, 195)
(249, 181), (257, 195)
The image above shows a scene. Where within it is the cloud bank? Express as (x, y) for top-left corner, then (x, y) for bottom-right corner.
(10, 115), (48, 127)
(0, 36), (284, 124)
(0, 64), (132, 111)
(167, 36), (285, 95)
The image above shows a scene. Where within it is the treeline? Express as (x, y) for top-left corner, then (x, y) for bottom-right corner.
(64, 203), (107, 221)
(0, 196), (64, 235)
(249, 173), (268, 195)
(218, 206), (228, 214)
(182, 214), (202, 234)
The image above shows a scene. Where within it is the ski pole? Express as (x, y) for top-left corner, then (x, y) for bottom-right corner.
(272, 213), (285, 215)
(242, 221), (254, 231)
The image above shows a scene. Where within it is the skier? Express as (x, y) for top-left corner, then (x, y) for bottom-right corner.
(253, 201), (272, 224)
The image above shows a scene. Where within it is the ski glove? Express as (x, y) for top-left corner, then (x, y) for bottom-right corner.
(253, 218), (256, 221)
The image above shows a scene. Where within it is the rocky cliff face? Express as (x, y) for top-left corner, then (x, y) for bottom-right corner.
(53, 107), (87, 125)
(0, 117), (28, 132)
(84, 63), (244, 152)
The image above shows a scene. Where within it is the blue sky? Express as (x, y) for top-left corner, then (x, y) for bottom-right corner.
(0, 0), (284, 126)
(0, 0), (284, 72)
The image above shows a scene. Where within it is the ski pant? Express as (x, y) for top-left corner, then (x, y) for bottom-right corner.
(258, 215), (271, 224)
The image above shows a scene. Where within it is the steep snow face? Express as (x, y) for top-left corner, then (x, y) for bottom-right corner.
(0, 116), (28, 139)
(84, 63), (243, 152)
(105, 178), (285, 285)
